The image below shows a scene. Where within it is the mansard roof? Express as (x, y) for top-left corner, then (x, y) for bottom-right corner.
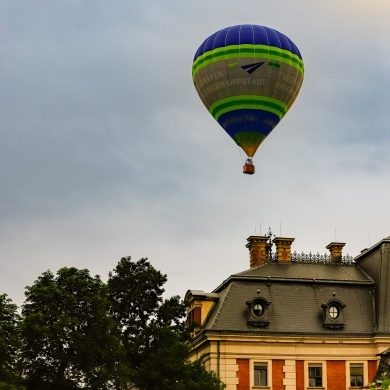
(355, 236), (390, 260)
(230, 260), (373, 284)
(201, 261), (375, 336)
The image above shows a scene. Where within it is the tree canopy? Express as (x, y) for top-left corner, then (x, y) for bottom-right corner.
(20, 267), (128, 389)
(0, 258), (225, 390)
(0, 294), (22, 389)
(108, 257), (224, 390)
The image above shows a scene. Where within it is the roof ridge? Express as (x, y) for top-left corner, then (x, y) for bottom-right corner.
(234, 263), (269, 276)
(212, 283), (234, 328)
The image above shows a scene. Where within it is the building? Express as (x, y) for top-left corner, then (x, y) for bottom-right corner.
(186, 234), (390, 390)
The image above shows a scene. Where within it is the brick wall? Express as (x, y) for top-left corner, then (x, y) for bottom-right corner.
(236, 359), (249, 390)
(296, 360), (304, 390)
(234, 357), (377, 390)
(327, 360), (346, 390)
(368, 360), (378, 383)
(272, 360), (285, 390)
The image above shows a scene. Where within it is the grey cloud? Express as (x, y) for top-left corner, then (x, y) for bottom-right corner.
(1, 0), (390, 306)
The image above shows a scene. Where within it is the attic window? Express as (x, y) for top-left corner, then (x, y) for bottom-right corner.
(246, 295), (271, 328)
(321, 297), (346, 329)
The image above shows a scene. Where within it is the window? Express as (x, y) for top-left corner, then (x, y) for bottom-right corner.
(254, 363), (268, 387)
(321, 299), (346, 329)
(309, 364), (322, 387)
(329, 305), (339, 319)
(253, 302), (264, 316)
(350, 364), (363, 387)
(187, 307), (201, 329)
(246, 297), (271, 327)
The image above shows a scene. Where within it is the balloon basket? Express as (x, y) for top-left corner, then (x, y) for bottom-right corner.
(243, 161), (255, 175)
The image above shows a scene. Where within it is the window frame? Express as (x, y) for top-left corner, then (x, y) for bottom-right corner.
(346, 362), (366, 389)
(254, 362), (268, 386)
(308, 364), (323, 387)
(251, 359), (272, 389)
(304, 361), (326, 389)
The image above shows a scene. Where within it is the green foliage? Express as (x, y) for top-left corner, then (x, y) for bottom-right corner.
(20, 267), (129, 389)
(179, 358), (226, 390)
(0, 258), (225, 390)
(0, 381), (25, 390)
(369, 373), (390, 389)
(108, 257), (225, 390)
(108, 257), (167, 333)
(133, 327), (225, 390)
(0, 294), (21, 387)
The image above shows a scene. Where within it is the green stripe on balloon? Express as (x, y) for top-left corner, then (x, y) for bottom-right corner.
(213, 102), (283, 122)
(201, 44), (303, 66)
(193, 52), (303, 76)
(233, 131), (267, 144)
(192, 45), (304, 76)
(210, 95), (288, 121)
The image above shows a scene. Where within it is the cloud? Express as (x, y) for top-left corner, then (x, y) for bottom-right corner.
(1, 0), (390, 306)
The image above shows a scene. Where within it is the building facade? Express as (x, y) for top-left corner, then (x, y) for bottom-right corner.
(186, 235), (390, 390)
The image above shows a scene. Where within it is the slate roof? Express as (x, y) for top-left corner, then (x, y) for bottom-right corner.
(231, 261), (373, 284)
(202, 261), (375, 336)
(355, 236), (390, 260)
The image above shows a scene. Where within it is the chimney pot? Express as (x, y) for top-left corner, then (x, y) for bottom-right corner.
(246, 236), (271, 268)
(272, 237), (295, 263)
(326, 242), (346, 262)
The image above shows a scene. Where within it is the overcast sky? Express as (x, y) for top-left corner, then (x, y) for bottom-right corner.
(1, 0), (390, 306)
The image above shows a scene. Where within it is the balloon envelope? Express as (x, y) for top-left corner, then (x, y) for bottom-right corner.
(192, 24), (304, 158)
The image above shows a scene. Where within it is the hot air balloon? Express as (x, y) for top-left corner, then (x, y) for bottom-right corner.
(192, 24), (304, 174)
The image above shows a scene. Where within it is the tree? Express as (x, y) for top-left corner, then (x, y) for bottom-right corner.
(108, 257), (225, 390)
(369, 375), (390, 389)
(20, 267), (129, 390)
(0, 294), (23, 389)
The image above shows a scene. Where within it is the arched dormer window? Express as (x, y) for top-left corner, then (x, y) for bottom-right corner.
(246, 293), (271, 328)
(321, 295), (346, 329)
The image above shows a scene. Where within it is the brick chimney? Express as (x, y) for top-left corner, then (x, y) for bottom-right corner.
(326, 242), (346, 263)
(246, 236), (271, 268)
(273, 237), (295, 263)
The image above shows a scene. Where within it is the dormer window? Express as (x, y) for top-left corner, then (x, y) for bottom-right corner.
(321, 296), (346, 329)
(246, 294), (271, 327)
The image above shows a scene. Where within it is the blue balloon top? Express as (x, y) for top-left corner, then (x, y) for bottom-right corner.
(193, 24), (302, 62)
